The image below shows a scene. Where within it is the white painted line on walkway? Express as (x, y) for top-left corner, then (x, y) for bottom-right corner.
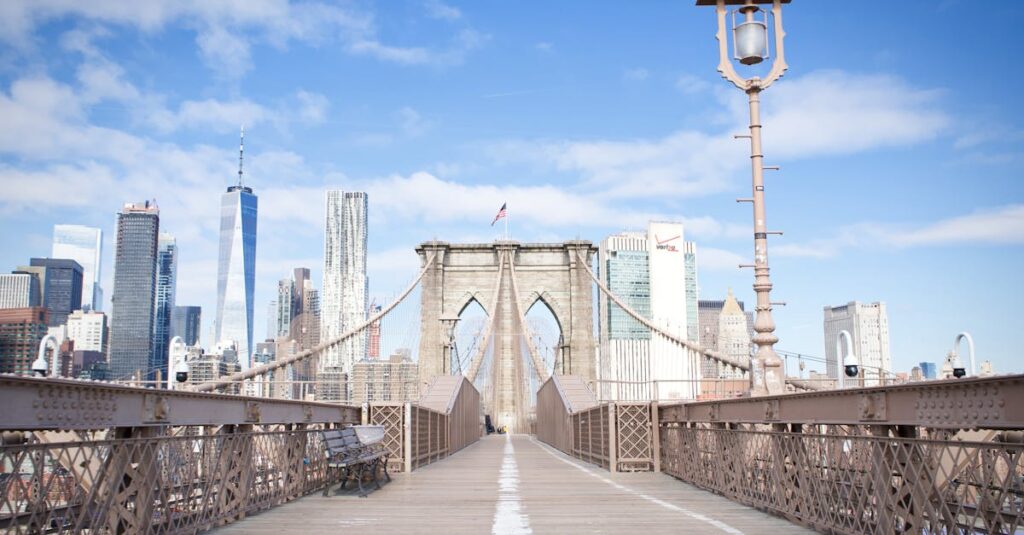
(492, 433), (532, 534)
(530, 436), (744, 535)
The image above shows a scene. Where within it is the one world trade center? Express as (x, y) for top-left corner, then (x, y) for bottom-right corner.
(216, 128), (257, 369)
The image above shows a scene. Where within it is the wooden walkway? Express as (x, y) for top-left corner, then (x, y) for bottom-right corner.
(215, 434), (809, 534)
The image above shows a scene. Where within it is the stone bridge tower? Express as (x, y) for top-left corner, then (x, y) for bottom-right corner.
(416, 240), (597, 431)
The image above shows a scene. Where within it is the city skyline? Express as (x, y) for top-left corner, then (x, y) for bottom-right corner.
(0, 2), (1019, 375)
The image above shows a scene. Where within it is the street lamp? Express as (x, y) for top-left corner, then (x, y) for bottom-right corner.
(697, 0), (790, 396)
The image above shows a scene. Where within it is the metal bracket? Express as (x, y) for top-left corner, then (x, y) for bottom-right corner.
(859, 392), (887, 421)
(709, 404), (720, 421)
(303, 405), (314, 422)
(246, 401), (262, 423)
(764, 400), (780, 421)
(143, 394), (169, 423)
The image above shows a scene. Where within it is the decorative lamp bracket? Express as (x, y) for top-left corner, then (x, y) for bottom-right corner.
(714, 0), (788, 91)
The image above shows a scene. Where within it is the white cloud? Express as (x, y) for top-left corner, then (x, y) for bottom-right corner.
(0, 1), (482, 76)
(424, 0), (462, 21)
(890, 204), (1024, 246)
(295, 90), (329, 124)
(195, 24), (252, 79)
(149, 98), (270, 133)
(535, 42), (552, 52)
(675, 74), (712, 95)
(774, 204), (1024, 258)
(487, 70), (953, 202)
(763, 71), (949, 159)
(698, 247), (747, 271)
(396, 107), (431, 137)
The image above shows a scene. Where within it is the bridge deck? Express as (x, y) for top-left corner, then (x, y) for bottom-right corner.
(215, 434), (808, 534)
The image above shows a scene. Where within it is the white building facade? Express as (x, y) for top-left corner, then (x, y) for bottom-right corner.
(320, 191), (368, 375)
(598, 221), (699, 401)
(0, 274), (38, 308)
(52, 225), (103, 311)
(67, 310), (108, 353)
(823, 301), (891, 386)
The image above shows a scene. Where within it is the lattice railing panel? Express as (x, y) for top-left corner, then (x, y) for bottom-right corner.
(616, 403), (652, 472)
(369, 404), (406, 472)
(0, 427), (339, 534)
(660, 426), (1024, 534)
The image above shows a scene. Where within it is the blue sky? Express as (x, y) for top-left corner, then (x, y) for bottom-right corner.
(0, 1), (1020, 376)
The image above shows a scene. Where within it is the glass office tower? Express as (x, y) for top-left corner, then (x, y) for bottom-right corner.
(109, 201), (160, 381)
(152, 233), (177, 376)
(52, 225), (103, 311)
(215, 184), (257, 370)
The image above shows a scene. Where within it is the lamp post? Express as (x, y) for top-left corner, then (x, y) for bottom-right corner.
(32, 334), (60, 377)
(697, 0), (790, 395)
(836, 329), (859, 389)
(951, 332), (975, 378)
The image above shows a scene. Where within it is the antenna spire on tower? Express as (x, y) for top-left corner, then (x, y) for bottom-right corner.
(237, 125), (245, 188)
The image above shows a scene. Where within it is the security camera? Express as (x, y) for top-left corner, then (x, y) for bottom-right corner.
(176, 371), (189, 383)
(844, 364), (859, 378)
(952, 367), (966, 379)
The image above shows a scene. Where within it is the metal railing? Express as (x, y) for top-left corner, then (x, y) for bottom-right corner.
(536, 375), (656, 473)
(365, 374), (482, 473)
(658, 374), (1024, 534)
(0, 374), (362, 534)
(0, 373), (482, 533)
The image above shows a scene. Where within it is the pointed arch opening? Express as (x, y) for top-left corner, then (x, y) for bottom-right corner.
(525, 295), (563, 381)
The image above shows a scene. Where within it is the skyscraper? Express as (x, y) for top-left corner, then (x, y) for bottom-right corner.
(52, 225), (103, 311)
(598, 221), (699, 401)
(275, 277), (293, 339)
(716, 290), (752, 378)
(171, 306), (201, 346)
(823, 301), (891, 385)
(698, 296), (754, 377)
(28, 258), (84, 327)
(0, 307), (49, 375)
(215, 129), (258, 370)
(683, 242), (699, 342)
(109, 201), (160, 381)
(152, 233), (177, 375)
(321, 191), (368, 375)
(0, 273), (40, 308)
(367, 303), (382, 359)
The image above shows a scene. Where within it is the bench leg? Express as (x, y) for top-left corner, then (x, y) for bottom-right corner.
(382, 455), (392, 483)
(372, 458), (383, 490)
(338, 467), (348, 491)
(356, 464), (368, 498)
(322, 467), (334, 497)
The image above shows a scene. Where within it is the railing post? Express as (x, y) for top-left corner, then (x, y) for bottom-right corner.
(651, 402), (661, 473)
(404, 403), (413, 473)
(608, 403), (618, 473)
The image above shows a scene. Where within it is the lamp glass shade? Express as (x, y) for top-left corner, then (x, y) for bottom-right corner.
(734, 20), (768, 65)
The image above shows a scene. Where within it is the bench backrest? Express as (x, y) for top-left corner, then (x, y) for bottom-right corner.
(322, 428), (362, 455)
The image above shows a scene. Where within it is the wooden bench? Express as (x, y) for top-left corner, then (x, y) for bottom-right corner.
(321, 426), (390, 497)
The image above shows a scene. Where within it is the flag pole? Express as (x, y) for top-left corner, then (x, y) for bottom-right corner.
(505, 205), (509, 240)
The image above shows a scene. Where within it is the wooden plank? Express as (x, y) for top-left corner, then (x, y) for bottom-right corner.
(213, 434), (811, 534)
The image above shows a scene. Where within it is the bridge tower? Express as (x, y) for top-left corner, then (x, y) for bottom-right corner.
(416, 240), (597, 432)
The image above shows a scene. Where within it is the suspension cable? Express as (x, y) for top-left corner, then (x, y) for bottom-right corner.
(192, 252), (436, 393)
(466, 250), (506, 381)
(574, 250), (824, 392)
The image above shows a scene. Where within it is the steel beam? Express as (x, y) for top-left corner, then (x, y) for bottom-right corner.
(0, 375), (360, 430)
(659, 374), (1024, 430)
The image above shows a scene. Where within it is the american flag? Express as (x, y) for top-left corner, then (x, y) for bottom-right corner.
(491, 202), (507, 226)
